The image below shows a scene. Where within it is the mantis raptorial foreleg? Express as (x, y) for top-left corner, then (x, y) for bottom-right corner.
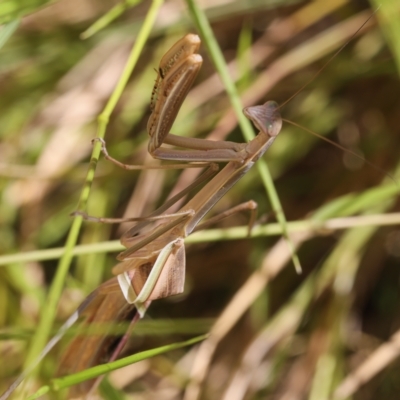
(96, 33), (252, 172)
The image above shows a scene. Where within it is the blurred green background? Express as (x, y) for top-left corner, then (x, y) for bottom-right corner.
(1, 0), (400, 399)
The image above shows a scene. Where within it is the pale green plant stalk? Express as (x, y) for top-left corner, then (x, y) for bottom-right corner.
(186, 0), (302, 273)
(26, 334), (207, 399)
(370, 0), (400, 74)
(1, 211), (400, 268)
(80, 0), (144, 39)
(22, 0), (164, 383)
(0, 19), (19, 49)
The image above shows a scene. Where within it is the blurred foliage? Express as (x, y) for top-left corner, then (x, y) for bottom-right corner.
(1, 0), (400, 399)
(0, 0), (53, 24)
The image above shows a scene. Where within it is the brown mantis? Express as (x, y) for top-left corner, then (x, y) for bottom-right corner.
(0, 34), (282, 398)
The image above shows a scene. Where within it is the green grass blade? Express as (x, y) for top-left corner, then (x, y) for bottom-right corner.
(371, 0), (400, 75)
(27, 334), (207, 398)
(81, 0), (144, 39)
(186, 0), (302, 273)
(0, 19), (19, 49)
(0, 0), (52, 24)
(22, 0), (164, 384)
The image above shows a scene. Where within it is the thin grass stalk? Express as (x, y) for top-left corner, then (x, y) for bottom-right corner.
(26, 334), (207, 399)
(22, 0), (164, 383)
(185, 0), (302, 273)
(1, 210), (400, 267)
(81, 0), (144, 39)
(370, 0), (400, 75)
(0, 19), (20, 49)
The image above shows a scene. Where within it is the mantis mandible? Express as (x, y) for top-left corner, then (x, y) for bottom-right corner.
(0, 34), (282, 399)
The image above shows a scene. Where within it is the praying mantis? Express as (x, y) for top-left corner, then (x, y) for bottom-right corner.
(2, 4), (398, 399)
(2, 12), (386, 395)
(1, 34), (282, 398)
(2, 10), (389, 397)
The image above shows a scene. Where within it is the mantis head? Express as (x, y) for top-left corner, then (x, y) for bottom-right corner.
(243, 101), (282, 137)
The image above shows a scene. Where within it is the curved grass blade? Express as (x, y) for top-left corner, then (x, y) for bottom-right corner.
(21, 0), (164, 389)
(0, 19), (19, 49)
(26, 334), (207, 399)
(186, 0), (302, 273)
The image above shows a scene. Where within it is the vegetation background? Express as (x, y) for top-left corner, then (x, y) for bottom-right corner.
(1, 0), (400, 399)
